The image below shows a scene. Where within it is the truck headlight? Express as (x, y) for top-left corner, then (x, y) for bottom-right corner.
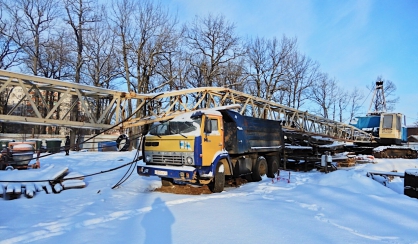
(185, 156), (193, 165)
(145, 155), (152, 162)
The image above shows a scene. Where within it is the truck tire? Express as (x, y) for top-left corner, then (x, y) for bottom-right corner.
(252, 157), (267, 182)
(266, 156), (279, 178)
(209, 162), (225, 193)
(116, 134), (130, 151)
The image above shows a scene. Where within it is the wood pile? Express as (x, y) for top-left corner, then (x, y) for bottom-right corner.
(0, 165), (86, 200)
(336, 156), (356, 167)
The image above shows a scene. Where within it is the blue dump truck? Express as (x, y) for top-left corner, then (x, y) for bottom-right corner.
(137, 108), (284, 192)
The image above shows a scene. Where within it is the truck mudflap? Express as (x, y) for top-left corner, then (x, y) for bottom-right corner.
(137, 164), (197, 180)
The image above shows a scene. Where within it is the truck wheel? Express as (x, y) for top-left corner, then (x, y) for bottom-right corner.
(116, 134), (130, 151)
(252, 157), (267, 182)
(209, 162), (225, 193)
(267, 156), (279, 178)
(161, 177), (174, 186)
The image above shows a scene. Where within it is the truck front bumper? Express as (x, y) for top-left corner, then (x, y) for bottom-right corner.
(137, 164), (197, 180)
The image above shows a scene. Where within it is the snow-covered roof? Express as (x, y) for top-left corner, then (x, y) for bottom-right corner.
(408, 135), (418, 142)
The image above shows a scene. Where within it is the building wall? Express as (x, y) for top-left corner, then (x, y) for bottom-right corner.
(407, 127), (418, 136)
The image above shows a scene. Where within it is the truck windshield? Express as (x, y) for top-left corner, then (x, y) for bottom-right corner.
(149, 118), (201, 136)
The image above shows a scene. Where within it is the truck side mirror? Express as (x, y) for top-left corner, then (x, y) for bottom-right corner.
(204, 116), (212, 134)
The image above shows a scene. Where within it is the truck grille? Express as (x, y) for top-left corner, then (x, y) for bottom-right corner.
(152, 154), (185, 165)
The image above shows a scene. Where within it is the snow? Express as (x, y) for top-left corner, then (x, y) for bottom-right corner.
(405, 169), (418, 176)
(0, 165), (68, 181)
(1, 151), (418, 243)
(61, 180), (86, 189)
(11, 143), (34, 150)
(63, 172), (84, 180)
(373, 145), (416, 152)
(285, 145), (313, 150)
(250, 146), (282, 149)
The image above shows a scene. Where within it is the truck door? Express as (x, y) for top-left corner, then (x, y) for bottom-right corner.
(202, 116), (223, 167)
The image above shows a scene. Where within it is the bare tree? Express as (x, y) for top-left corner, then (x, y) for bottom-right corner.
(38, 30), (74, 80)
(109, 0), (180, 148)
(1, 0), (61, 134)
(246, 36), (295, 102)
(1, 0), (61, 75)
(344, 87), (364, 123)
(284, 51), (320, 109)
(37, 30), (75, 134)
(110, 0), (179, 94)
(0, 6), (21, 69)
(64, 0), (99, 84)
(309, 73), (338, 119)
(156, 44), (192, 91)
(218, 57), (247, 91)
(185, 14), (243, 87)
(64, 0), (99, 148)
(334, 87), (348, 122)
(84, 5), (121, 89)
(0, 4), (21, 132)
(109, 0), (136, 114)
(84, 5), (122, 122)
(128, 1), (179, 94)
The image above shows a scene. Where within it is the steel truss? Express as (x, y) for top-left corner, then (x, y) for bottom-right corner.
(125, 87), (372, 142)
(0, 70), (144, 130)
(0, 70), (372, 142)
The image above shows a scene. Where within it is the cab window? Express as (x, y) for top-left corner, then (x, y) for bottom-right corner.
(210, 119), (218, 132)
(382, 115), (393, 129)
(396, 115), (401, 131)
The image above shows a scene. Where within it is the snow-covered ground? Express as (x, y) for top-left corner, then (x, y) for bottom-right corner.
(1, 150), (418, 244)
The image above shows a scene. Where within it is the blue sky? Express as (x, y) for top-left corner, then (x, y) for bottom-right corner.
(161, 0), (418, 124)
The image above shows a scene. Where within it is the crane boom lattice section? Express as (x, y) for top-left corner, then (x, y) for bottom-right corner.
(125, 87), (372, 142)
(0, 70), (372, 142)
(0, 70), (145, 130)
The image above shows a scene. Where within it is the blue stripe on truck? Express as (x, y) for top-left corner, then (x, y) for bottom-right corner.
(137, 165), (196, 180)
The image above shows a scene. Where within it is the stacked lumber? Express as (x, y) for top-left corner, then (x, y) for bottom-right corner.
(0, 165), (86, 200)
(61, 172), (86, 190)
(336, 156), (356, 167)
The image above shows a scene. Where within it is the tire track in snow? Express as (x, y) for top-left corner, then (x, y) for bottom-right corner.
(1, 173), (306, 243)
(314, 213), (399, 241)
(281, 197), (401, 242)
(255, 174), (402, 243)
(0, 192), (248, 244)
